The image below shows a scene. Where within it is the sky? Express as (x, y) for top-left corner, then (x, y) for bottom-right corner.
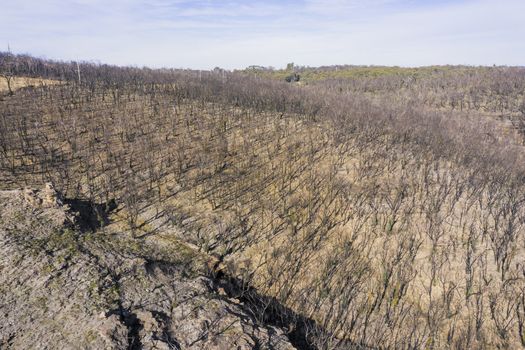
(0, 0), (524, 70)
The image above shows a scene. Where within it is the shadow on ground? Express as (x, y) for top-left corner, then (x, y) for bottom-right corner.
(64, 198), (117, 232)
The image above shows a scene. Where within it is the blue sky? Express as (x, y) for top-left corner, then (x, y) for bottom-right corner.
(0, 0), (524, 69)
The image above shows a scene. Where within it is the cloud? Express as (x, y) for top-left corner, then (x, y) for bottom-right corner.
(0, 0), (523, 69)
(303, 0), (398, 15)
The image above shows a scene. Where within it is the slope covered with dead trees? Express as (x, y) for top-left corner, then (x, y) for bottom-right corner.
(2, 53), (525, 349)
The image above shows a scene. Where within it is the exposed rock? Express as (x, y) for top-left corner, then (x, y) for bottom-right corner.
(21, 182), (63, 208)
(0, 187), (296, 350)
(42, 182), (63, 207)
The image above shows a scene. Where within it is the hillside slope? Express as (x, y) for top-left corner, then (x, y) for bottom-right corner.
(2, 54), (525, 349)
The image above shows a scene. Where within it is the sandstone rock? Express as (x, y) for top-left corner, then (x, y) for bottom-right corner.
(99, 314), (128, 349)
(23, 188), (42, 206)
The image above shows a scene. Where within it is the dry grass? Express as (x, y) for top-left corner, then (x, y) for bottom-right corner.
(0, 76), (61, 93)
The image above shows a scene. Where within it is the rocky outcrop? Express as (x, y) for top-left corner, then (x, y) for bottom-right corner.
(22, 182), (64, 208)
(0, 186), (296, 349)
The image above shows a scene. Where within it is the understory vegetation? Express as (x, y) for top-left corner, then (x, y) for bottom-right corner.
(2, 52), (525, 349)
